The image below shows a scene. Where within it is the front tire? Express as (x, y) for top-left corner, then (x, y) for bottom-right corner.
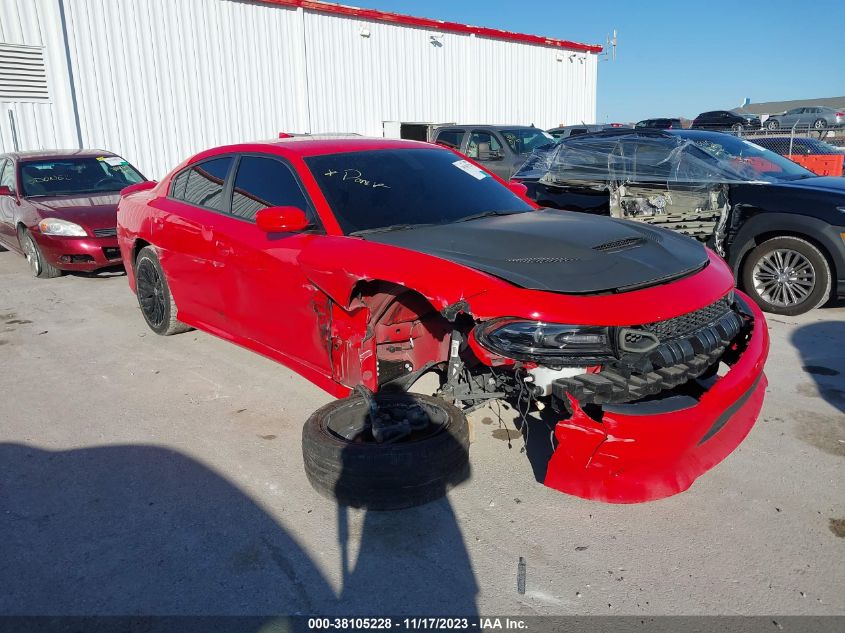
(741, 236), (832, 316)
(766, 119), (780, 130)
(731, 123), (744, 133)
(135, 246), (190, 335)
(19, 228), (62, 279)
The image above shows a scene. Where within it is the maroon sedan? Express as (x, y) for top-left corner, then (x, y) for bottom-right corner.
(0, 150), (146, 277)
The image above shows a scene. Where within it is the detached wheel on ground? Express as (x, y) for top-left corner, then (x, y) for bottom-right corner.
(18, 227), (62, 279)
(741, 236), (832, 316)
(135, 246), (191, 335)
(302, 392), (470, 510)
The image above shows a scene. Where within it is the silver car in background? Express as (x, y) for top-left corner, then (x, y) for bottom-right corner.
(764, 106), (845, 130)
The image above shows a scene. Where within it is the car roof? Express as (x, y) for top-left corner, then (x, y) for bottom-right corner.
(188, 137), (439, 162)
(433, 124), (541, 131)
(1, 149), (118, 161)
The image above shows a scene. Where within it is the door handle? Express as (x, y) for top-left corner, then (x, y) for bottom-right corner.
(215, 241), (233, 256)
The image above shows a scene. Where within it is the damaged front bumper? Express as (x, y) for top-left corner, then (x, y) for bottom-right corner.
(543, 290), (769, 503)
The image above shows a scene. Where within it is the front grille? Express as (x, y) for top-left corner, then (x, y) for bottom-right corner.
(94, 227), (117, 238)
(593, 236), (645, 251)
(641, 295), (733, 341)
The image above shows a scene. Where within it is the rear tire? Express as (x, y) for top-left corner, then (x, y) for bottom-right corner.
(740, 236), (831, 316)
(766, 119), (779, 130)
(812, 118), (827, 130)
(135, 246), (191, 335)
(19, 227), (62, 279)
(731, 123), (744, 133)
(302, 392), (470, 510)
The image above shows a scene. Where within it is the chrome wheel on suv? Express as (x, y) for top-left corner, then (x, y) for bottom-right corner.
(752, 248), (815, 307)
(741, 236), (832, 316)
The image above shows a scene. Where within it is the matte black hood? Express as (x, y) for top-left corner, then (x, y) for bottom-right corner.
(361, 209), (708, 294)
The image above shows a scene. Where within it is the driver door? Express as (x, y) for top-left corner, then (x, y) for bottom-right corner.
(211, 154), (332, 376)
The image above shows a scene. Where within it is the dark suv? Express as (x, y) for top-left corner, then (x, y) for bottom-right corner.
(691, 110), (761, 131)
(512, 128), (845, 315)
(431, 125), (554, 179)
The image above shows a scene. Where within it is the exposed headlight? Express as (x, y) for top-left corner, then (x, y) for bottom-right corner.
(38, 218), (88, 237)
(474, 318), (613, 364)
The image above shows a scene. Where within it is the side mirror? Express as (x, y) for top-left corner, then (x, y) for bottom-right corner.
(120, 180), (156, 197)
(255, 206), (310, 233)
(0, 185), (14, 197)
(508, 181), (529, 197)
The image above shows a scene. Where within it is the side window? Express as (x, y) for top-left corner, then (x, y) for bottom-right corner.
(230, 156), (310, 221)
(435, 129), (464, 150)
(181, 157), (233, 211)
(169, 169), (189, 199)
(466, 131), (502, 160)
(0, 160), (13, 190)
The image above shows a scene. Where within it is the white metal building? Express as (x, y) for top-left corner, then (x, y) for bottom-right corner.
(0, 0), (601, 177)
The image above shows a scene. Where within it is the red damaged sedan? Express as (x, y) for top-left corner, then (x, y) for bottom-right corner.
(117, 138), (769, 503)
(0, 150), (146, 277)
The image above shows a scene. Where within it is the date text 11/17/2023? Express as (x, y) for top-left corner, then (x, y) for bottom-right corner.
(307, 617), (528, 630)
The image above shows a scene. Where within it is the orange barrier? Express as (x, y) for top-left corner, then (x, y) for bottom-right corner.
(787, 154), (844, 177)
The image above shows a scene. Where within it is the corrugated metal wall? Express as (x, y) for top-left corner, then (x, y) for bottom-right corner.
(0, 0), (598, 178)
(0, 0), (79, 153)
(59, 0), (310, 178)
(304, 11), (597, 136)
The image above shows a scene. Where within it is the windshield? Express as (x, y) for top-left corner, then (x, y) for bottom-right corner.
(20, 156), (145, 197)
(499, 129), (555, 154)
(304, 148), (533, 235)
(674, 133), (815, 181)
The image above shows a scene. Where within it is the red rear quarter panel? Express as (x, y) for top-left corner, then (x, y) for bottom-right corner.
(117, 184), (163, 292)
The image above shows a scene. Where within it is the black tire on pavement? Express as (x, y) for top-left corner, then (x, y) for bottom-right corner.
(302, 392), (470, 510)
(731, 123), (744, 133)
(812, 118), (827, 130)
(766, 119), (779, 130)
(19, 227), (62, 279)
(135, 246), (191, 335)
(740, 236), (832, 316)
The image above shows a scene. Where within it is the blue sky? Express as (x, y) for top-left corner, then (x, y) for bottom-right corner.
(349, 0), (844, 123)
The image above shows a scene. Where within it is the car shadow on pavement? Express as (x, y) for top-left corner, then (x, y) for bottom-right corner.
(65, 265), (126, 279)
(790, 320), (845, 415)
(1, 441), (479, 617)
(789, 321), (845, 459)
(0, 443), (335, 616)
(333, 396), (479, 616)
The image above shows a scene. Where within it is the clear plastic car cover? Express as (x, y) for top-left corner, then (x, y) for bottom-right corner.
(513, 133), (763, 185)
(512, 134), (777, 255)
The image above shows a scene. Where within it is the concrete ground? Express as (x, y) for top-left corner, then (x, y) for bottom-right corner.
(0, 248), (843, 616)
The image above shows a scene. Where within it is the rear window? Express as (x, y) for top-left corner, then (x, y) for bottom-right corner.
(19, 156), (144, 197)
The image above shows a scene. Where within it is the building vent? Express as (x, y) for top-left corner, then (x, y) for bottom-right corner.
(0, 44), (49, 102)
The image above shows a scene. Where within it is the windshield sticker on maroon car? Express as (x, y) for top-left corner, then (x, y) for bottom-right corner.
(324, 168), (390, 189)
(103, 156), (128, 167)
(452, 159), (489, 180)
